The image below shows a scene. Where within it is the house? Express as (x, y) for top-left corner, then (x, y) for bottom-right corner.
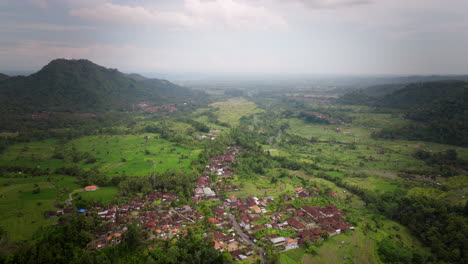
(203, 187), (216, 197)
(85, 185), (98, 191)
(196, 176), (209, 187)
(229, 195), (237, 203)
(230, 250), (247, 261)
(252, 205), (261, 214)
(162, 193), (178, 201)
(297, 191), (311, 198)
(244, 247), (254, 256)
(270, 237), (286, 247)
(213, 240), (223, 250)
(285, 238), (299, 251)
(194, 187), (204, 197)
(286, 217), (305, 231)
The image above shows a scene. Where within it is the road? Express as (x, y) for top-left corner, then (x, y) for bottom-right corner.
(65, 188), (83, 206)
(229, 214), (268, 264)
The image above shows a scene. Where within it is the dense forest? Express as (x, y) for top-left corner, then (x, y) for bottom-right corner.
(340, 80), (468, 147)
(0, 59), (201, 113)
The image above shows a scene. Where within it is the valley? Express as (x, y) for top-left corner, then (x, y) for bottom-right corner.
(0, 60), (467, 264)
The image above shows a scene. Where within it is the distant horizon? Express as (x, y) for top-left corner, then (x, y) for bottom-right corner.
(1, 58), (467, 82)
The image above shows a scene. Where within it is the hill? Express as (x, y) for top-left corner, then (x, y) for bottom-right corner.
(363, 80), (468, 146)
(375, 80), (468, 109)
(0, 59), (197, 113)
(0, 73), (8, 81)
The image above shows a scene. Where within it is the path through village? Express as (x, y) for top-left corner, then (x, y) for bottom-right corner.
(228, 214), (268, 264)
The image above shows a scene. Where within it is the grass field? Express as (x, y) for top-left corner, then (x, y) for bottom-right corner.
(71, 135), (199, 176)
(281, 114), (468, 201)
(0, 177), (59, 241)
(210, 98), (263, 126)
(226, 174), (296, 199)
(78, 187), (118, 202)
(280, 248), (308, 264)
(0, 135), (199, 177)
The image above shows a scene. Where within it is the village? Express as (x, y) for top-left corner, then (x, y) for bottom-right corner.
(297, 110), (344, 124)
(45, 146), (353, 262)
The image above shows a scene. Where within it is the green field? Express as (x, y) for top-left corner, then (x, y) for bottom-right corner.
(226, 175), (296, 199)
(71, 135), (199, 176)
(0, 135), (199, 177)
(78, 187), (118, 202)
(210, 98), (263, 126)
(0, 177), (59, 241)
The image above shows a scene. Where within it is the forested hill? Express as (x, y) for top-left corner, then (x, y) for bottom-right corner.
(340, 80), (468, 147)
(0, 73), (8, 81)
(0, 59), (197, 113)
(375, 80), (468, 109)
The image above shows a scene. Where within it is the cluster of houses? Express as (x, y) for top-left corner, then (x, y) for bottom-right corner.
(44, 142), (353, 260)
(196, 129), (222, 140)
(84, 191), (201, 250)
(143, 104), (178, 113)
(222, 188), (353, 253)
(297, 110), (344, 124)
(135, 101), (179, 113)
(192, 147), (240, 201)
(203, 204), (257, 260)
(31, 112), (97, 120)
(189, 146), (353, 257)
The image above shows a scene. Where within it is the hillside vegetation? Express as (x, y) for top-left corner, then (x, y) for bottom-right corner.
(0, 59), (198, 113)
(340, 80), (468, 147)
(0, 73), (8, 81)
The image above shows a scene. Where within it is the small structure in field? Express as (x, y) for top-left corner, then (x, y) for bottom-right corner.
(85, 185), (98, 191)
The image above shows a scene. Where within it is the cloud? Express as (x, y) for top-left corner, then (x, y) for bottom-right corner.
(0, 40), (165, 71)
(283, 0), (372, 9)
(0, 23), (95, 32)
(69, 0), (287, 31)
(30, 0), (48, 9)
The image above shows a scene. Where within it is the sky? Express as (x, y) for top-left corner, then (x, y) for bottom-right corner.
(1, 0), (468, 76)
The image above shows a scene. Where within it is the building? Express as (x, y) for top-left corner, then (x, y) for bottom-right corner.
(270, 237), (286, 247)
(85, 185), (98, 191)
(285, 238), (299, 251)
(252, 205), (262, 214)
(203, 187), (216, 197)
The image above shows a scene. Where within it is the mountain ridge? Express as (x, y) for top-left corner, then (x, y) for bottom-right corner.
(0, 59), (198, 113)
(0, 73), (8, 81)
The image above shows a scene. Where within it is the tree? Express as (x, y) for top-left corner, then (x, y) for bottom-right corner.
(123, 223), (142, 250)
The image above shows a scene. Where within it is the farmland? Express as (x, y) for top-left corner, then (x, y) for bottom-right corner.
(0, 135), (199, 177)
(0, 177), (59, 241)
(0, 91), (466, 264)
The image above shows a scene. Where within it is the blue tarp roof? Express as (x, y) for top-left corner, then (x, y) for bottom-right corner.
(76, 209), (86, 213)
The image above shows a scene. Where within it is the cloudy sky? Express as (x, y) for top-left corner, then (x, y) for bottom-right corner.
(1, 0), (468, 75)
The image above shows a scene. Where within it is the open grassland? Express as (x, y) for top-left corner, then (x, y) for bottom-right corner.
(210, 97), (263, 126)
(78, 186), (118, 202)
(226, 174), (296, 199)
(280, 248), (308, 264)
(0, 177), (59, 241)
(281, 113), (468, 204)
(0, 135), (199, 177)
(0, 139), (63, 169)
(71, 135), (198, 176)
(286, 116), (468, 160)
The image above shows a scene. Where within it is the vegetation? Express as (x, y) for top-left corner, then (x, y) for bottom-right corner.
(0, 59), (199, 113)
(0, 66), (467, 263)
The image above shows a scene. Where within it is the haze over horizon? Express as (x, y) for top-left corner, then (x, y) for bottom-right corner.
(1, 0), (468, 76)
